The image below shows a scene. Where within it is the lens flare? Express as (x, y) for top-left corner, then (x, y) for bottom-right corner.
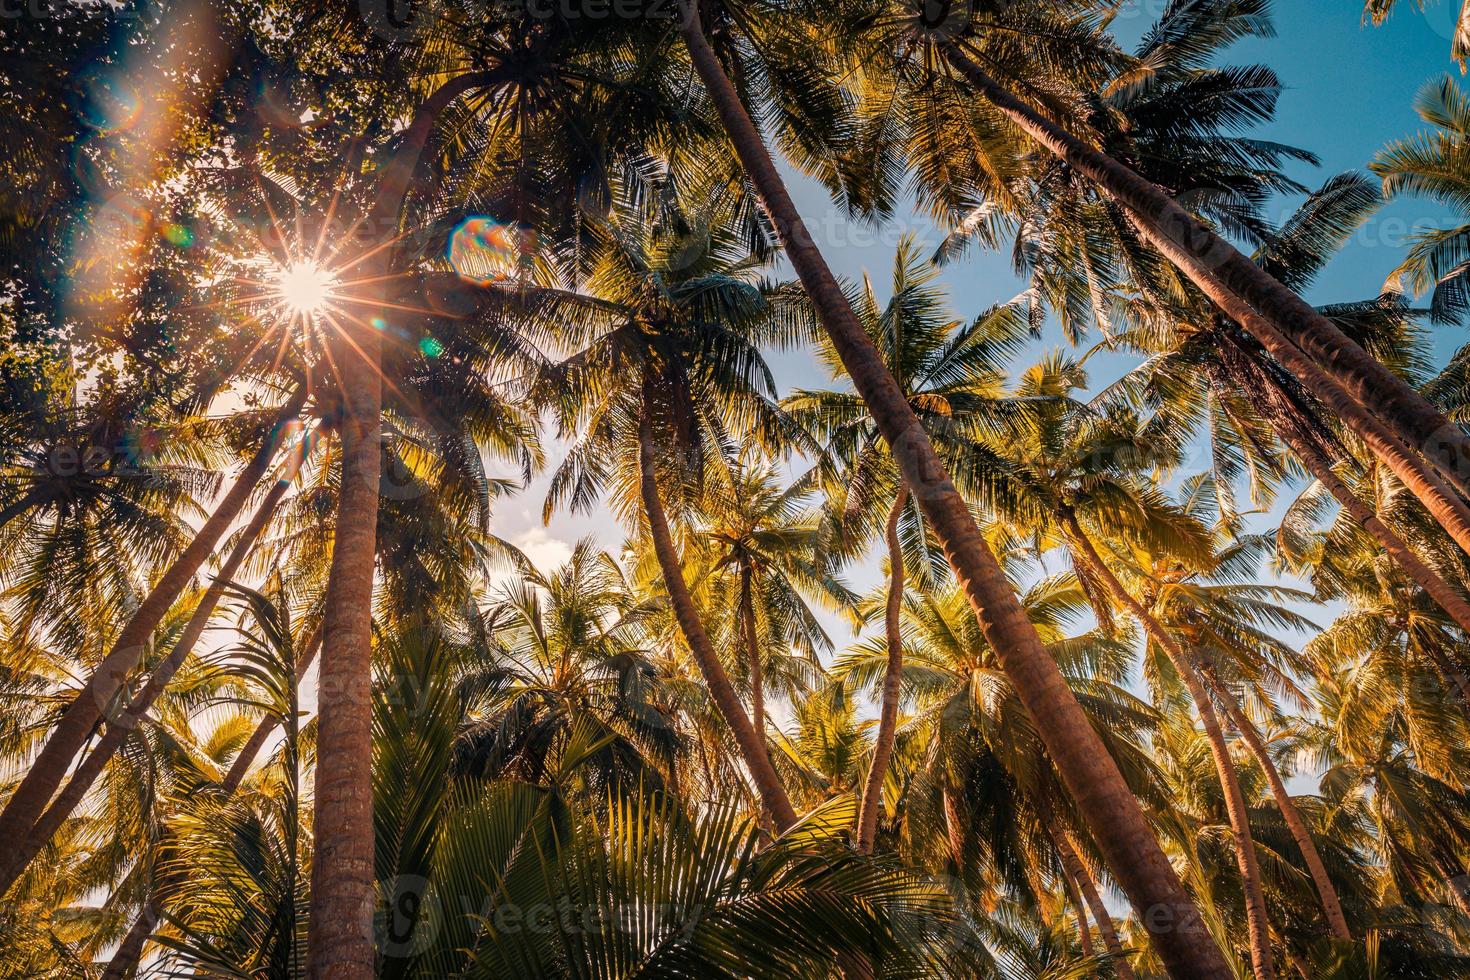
(274, 262), (336, 314)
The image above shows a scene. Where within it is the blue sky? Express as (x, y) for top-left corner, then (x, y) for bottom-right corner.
(492, 1), (1467, 674)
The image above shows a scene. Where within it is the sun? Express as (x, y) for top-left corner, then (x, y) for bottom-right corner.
(274, 261), (337, 315)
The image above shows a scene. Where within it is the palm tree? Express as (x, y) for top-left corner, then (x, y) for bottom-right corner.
(783, 235), (1030, 851)
(699, 460), (856, 743)
(533, 196), (806, 830)
(0, 386), (306, 885)
(828, 0), (1470, 537)
(972, 354), (1277, 977)
(457, 541), (681, 790)
(0, 419), (323, 897)
(941, 1), (1470, 501)
(1110, 170), (1470, 635)
(835, 572), (1163, 977)
(673, 7), (1224, 969)
(1130, 477), (1358, 942)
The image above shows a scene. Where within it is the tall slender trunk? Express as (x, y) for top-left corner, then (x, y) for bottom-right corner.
(1230, 311), (1470, 558)
(678, 10), (1228, 976)
(738, 565), (764, 737)
(1065, 515), (1274, 980)
(1209, 348), (1470, 717)
(941, 46), (1470, 503)
(857, 486), (908, 853)
(1226, 363), (1470, 640)
(0, 388), (305, 870)
(307, 329), (380, 980)
(0, 467), (298, 894)
(102, 901), (160, 980)
(222, 624), (323, 794)
(1197, 663), (1352, 941)
(637, 403), (797, 830)
(1054, 848), (1095, 959)
(1054, 826), (1136, 980)
(306, 70), (500, 979)
(1264, 440), (1470, 717)
(307, 289), (381, 980)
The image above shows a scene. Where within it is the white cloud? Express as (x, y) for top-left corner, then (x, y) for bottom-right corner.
(509, 525), (575, 574)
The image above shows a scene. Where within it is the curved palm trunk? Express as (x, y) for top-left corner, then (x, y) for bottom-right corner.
(941, 46), (1470, 505)
(637, 405), (797, 830)
(0, 388), (305, 876)
(1218, 357), (1470, 642)
(1209, 349), (1470, 713)
(678, 10), (1228, 977)
(738, 566), (764, 737)
(1054, 850), (1094, 959)
(1197, 664), (1352, 941)
(1053, 826), (1136, 980)
(101, 901), (160, 980)
(0, 468), (297, 894)
(1065, 516), (1274, 980)
(1231, 310), (1470, 558)
(222, 623), (324, 794)
(857, 486), (908, 853)
(1258, 434), (1470, 717)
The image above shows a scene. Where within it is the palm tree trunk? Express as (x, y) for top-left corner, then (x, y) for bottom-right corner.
(738, 565), (764, 737)
(1255, 429), (1470, 713)
(0, 387), (306, 877)
(678, 10), (1228, 977)
(1064, 515), (1274, 980)
(637, 402), (797, 830)
(1197, 663), (1352, 941)
(1241, 368), (1470, 639)
(1054, 850), (1095, 959)
(857, 486), (908, 853)
(307, 296), (381, 980)
(0, 467), (297, 894)
(940, 45), (1470, 504)
(1054, 826), (1136, 980)
(1230, 310), (1470, 557)
(102, 901), (160, 980)
(222, 623), (323, 794)
(306, 70), (501, 979)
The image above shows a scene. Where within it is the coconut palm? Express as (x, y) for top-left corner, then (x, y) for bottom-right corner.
(457, 541), (682, 791)
(672, 6), (1224, 968)
(0, 385), (306, 890)
(835, 571), (1163, 978)
(968, 352), (1281, 977)
(782, 235), (1031, 850)
(1110, 169), (1470, 628)
(530, 191), (811, 830)
(1124, 476), (1363, 943)
(949, 0), (1470, 501)
(698, 460), (857, 742)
